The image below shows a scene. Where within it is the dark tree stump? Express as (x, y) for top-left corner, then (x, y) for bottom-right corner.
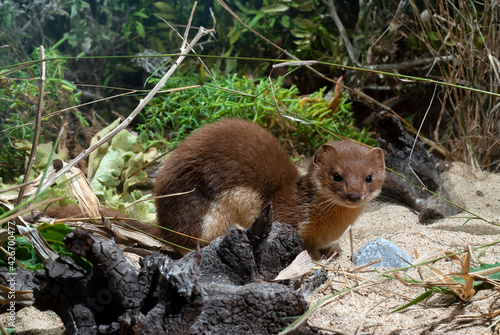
(32, 204), (316, 334)
(376, 112), (460, 222)
(33, 255), (95, 334)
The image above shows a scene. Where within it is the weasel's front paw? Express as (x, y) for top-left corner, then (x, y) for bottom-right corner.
(308, 242), (341, 261)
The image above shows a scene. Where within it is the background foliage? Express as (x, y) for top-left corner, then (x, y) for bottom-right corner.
(0, 0), (499, 182)
(137, 73), (375, 155)
(0, 46), (82, 181)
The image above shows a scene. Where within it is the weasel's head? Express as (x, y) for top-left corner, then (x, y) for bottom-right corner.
(310, 141), (386, 208)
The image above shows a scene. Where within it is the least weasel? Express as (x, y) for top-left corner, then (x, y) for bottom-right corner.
(153, 118), (386, 259)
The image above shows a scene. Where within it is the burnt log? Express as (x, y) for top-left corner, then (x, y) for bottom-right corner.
(33, 204), (315, 334)
(299, 267), (328, 297)
(375, 111), (460, 222)
(0, 267), (35, 312)
(33, 255), (95, 334)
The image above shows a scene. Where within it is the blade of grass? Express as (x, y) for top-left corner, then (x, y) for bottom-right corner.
(391, 289), (434, 313)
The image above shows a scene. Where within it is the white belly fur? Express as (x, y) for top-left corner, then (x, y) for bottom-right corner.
(201, 186), (263, 241)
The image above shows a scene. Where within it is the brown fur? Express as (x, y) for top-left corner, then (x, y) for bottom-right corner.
(154, 118), (386, 258)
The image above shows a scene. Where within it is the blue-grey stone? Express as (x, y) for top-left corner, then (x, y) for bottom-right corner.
(353, 237), (412, 268)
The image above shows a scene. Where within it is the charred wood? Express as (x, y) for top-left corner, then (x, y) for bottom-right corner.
(32, 205), (315, 334)
(376, 111), (460, 222)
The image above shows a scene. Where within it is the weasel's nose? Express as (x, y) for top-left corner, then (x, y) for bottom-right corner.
(347, 193), (362, 202)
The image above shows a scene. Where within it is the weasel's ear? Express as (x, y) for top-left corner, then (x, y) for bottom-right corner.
(370, 147), (385, 169)
(313, 143), (338, 165)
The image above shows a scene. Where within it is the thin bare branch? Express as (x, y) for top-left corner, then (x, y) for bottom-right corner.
(15, 45), (45, 207)
(323, 0), (359, 65)
(37, 25), (215, 196)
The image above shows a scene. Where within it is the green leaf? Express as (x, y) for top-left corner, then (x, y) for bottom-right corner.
(91, 149), (124, 196)
(293, 17), (306, 29)
(13, 140), (31, 151)
(132, 11), (149, 19)
(135, 21), (145, 37)
(298, 3), (314, 11)
(233, 0), (259, 15)
(227, 24), (237, 39)
(321, 36), (335, 54)
(88, 118), (120, 181)
(229, 30), (241, 45)
(33, 142), (67, 171)
(455, 262), (500, 287)
(471, 262), (500, 279)
(225, 58), (238, 76)
(60, 79), (77, 91)
(223, 45), (234, 57)
(280, 15), (290, 28)
(18, 248), (44, 271)
(260, 4), (289, 13)
(39, 223), (73, 242)
(122, 153), (148, 198)
(428, 31), (441, 41)
(87, 122), (149, 204)
(110, 128), (143, 153)
(391, 290), (434, 313)
(75, 110), (90, 127)
(302, 18), (315, 29)
(291, 29), (311, 38)
(5, 13), (11, 27)
(247, 12), (265, 29)
(154, 2), (175, 13)
(154, 12), (175, 21)
(14, 246), (32, 261)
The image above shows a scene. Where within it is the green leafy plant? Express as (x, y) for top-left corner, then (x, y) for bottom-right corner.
(1, 0), (172, 88)
(0, 46), (82, 182)
(86, 118), (156, 220)
(137, 73), (377, 155)
(0, 221), (92, 273)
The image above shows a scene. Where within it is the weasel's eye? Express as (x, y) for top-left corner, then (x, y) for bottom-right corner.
(333, 173), (343, 182)
(365, 175), (373, 183)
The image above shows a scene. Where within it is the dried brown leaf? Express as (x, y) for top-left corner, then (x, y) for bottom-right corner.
(272, 251), (313, 281)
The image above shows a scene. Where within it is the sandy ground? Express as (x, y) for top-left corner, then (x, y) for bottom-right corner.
(0, 306), (64, 334)
(306, 162), (500, 334)
(2, 162), (499, 334)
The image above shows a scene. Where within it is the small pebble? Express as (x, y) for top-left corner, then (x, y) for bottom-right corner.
(353, 237), (412, 268)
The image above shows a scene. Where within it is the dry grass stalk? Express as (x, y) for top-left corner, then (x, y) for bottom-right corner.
(412, 0), (500, 170)
(36, 7), (215, 196)
(14, 45), (46, 206)
(61, 220), (165, 254)
(55, 162), (170, 250)
(394, 249), (500, 302)
(455, 309), (500, 320)
(0, 164), (56, 203)
(0, 284), (33, 307)
(282, 239), (500, 334)
(60, 160), (102, 223)
(0, 3), (214, 264)
(0, 196), (64, 261)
